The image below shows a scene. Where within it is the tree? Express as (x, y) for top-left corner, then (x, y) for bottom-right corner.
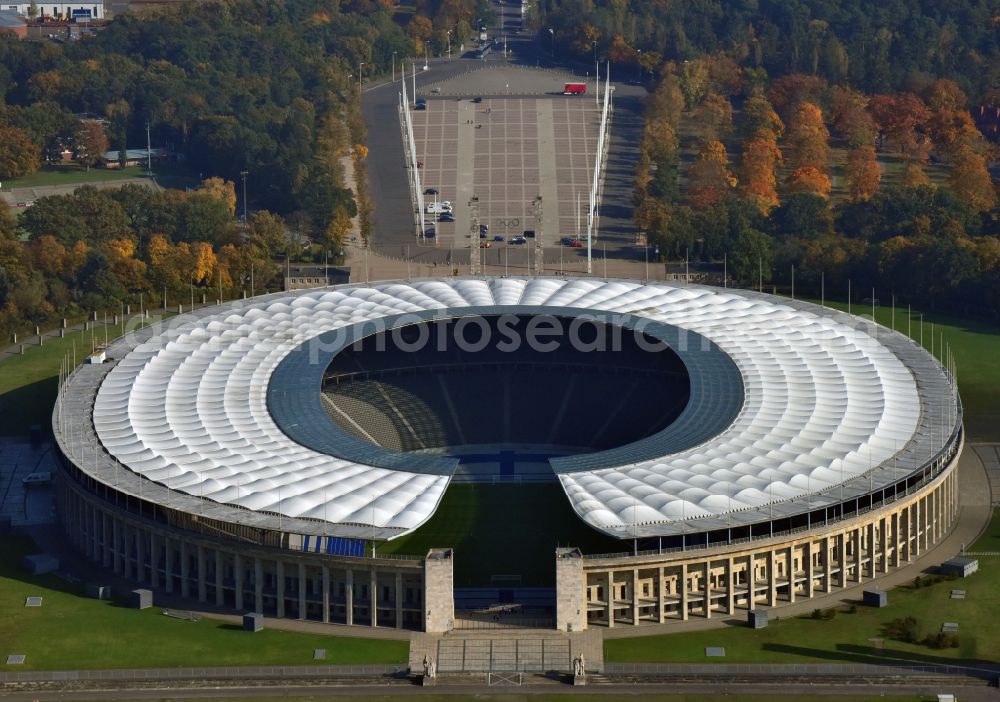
(693, 93), (733, 141)
(645, 74), (685, 126)
(785, 102), (830, 172)
(28, 235), (66, 277)
(739, 131), (782, 212)
(687, 140), (735, 209)
(949, 146), (997, 212)
(198, 178), (238, 217)
(770, 194), (835, 240)
(767, 74), (828, 117)
(741, 96), (784, 141)
(845, 145), (881, 202)
(73, 120), (109, 171)
(786, 166), (832, 198)
(900, 161), (930, 187)
(0, 126), (41, 179)
(27, 1), (37, 19)
(829, 86), (877, 147)
(249, 210), (287, 257)
(868, 93), (932, 156)
(730, 228), (772, 288)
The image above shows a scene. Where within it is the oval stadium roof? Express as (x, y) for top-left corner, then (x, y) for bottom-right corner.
(62, 277), (959, 540)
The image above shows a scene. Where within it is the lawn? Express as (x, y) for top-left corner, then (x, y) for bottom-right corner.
(376, 484), (623, 586)
(3, 164), (150, 189)
(0, 319), (138, 438)
(0, 532), (408, 670)
(110, 697), (932, 702)
(605, 507), (1000, 665)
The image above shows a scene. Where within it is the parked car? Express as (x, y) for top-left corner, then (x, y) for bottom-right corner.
(426, 202), (452, 214)
(570, 240), (584, 248)
(479, 223), (489, 233)
(473, 96), (483, 103)
(480, 241), (492, 248)
(423, 228), (437, 238)
(425, 187), (439, 195)
(415, 98), (427, 110)
(480, 230), (488, 238)
(560, 237), (574, 246)
(522, 229), (535, 239)
(493, 235), (506, 242)
(438, 213), (456, 222)
(509, 236), (527, 245)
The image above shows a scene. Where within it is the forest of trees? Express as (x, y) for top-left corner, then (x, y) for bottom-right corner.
(0, 0), (490, 339)
(538, 0), (1000, 101)
(632, 58), (999, 315)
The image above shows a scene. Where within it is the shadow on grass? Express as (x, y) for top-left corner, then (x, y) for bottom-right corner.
(0, 377), (57, 439)
(761, 642), (999, 678)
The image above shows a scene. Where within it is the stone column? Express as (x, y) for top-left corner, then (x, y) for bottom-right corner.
(866, 523), (876, 579)
(805, 541), (816, 597)
(726, 557), (735, 614)
(894, 510), (903, 567)
(276, 560), (285, 619)
(180, 542), (190, 598)
(197, 545), (207, 603)
(679, 564), (688, 622)
(879, 517), (889, 574)
(254, 557), (263, 614)
(345, 568), (354, 626)
(215, 550), (225, 607)
(423, 549), (455, 633)
(112, 519), (122, 575)
(102, 512), (111, 568)
(821, 536), (831, 592)
(135, 527), (146, 583)
(765, 551), (775, 606)
(605, 571), (614, 627)
(555, 548), (585, 632)
(704, 561), (712, 618)
(395, 571), (403, 629)
(370, 568), (378, 628)
(788, 546), (796, 603)
(298, 563), (307, 621)
(150, 533), (160, 588)
(164, 537), (174, 594)
(853, 527), (863, 584)
(658, 566), (667, 623)
(322, 565), (331, 624)
(631, 569), (640, 625)
(837, 533), (847, 588)
(234, 553), (244, 611)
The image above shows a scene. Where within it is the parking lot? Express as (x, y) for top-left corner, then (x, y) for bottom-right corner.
(411, 95), (600, 252)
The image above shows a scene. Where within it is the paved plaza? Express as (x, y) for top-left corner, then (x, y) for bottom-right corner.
(410, 85), (600, 254)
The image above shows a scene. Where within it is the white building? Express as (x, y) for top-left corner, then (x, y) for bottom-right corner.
(2, 3), (104, 20)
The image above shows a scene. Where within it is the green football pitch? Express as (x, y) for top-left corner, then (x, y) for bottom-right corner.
(376, 483), (623, 586)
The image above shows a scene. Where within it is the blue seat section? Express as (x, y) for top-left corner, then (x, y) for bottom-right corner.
(301, 536), (367, 557)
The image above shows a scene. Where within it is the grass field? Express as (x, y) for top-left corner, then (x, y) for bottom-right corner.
(0, 532), (408, 670)
(108, 696), (933, 702)
(605, 507), (1000, 665)
(376, 484), (623, 586)
(3, 164), (150, 189)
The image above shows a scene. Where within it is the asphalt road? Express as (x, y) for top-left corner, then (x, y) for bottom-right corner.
(361, 4), (647, 267)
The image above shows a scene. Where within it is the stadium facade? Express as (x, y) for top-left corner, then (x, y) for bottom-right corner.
(52, 278), (962, 632)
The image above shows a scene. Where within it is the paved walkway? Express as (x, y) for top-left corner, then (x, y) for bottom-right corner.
(603, 444), (994, 639)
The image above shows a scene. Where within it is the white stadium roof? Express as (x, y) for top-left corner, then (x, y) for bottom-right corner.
(58, 278), (959, 540)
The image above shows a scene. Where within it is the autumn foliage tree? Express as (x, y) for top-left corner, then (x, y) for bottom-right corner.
(693, 93), (733, 141)
(844, 145), (881, 201)
(739, 130), (782, 212)
(948, 146), (997, 212)
(73, 120), (109, 170)
(687, 140), (736, 208)
(786, 166), (832, 198)
(868, 93), (932, 156)
(0, 126), (41, 179)
(785, 102), (830, 171)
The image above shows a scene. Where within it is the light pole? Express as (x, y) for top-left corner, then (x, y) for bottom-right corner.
(240, 170), (248, 223)
(446, 30), (452, 59)
(424, 41), (429, 69)
(547, 28), (554, 57)
(392, 51), (397, 81)
(358, 61), (365, 89)
(636, 48), (642, 81)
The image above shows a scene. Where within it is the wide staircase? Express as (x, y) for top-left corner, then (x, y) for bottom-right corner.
(409, 628), (603, 675)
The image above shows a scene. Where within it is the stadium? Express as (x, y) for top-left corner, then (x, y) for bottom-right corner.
(52, 277), (963, 633)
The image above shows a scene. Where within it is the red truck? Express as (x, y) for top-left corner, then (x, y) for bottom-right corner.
(563, 82), (586, 95)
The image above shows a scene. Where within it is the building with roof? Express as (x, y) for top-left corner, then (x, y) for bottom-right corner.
(0, 10), (27, 37)
(52, 277), (962, 633)
(2, 3), (103, 19)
